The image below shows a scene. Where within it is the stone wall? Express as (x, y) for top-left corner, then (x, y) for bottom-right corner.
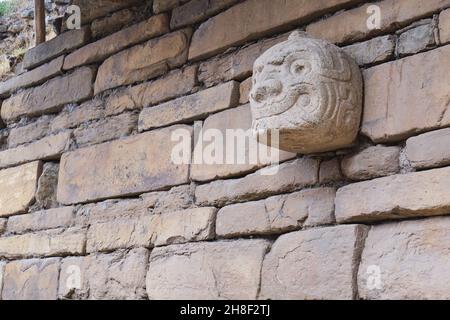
(0, 0), (450, 300)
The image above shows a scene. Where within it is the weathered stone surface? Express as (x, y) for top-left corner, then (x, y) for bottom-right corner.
(217, 188), (335, 237)
(51, 100), (105, 132)
(405, 128), (450, 169)
(199, 33), (288, 87)
(59, 248), (149, 300)
(306, 0), (450, 44)
(341, 145), (400, 181)
(139, 81), (239, 131)
(0, 56), (63, 97)
(8, 116), (52, 148)
(189, 0), (360, 60)
(0, 219), (6, 234)
(0, 228), (85, 259)
(397, 22), (436, 56)
(362, 45), (450, 143)
(146, 239), (270, 299)
(440, 9), (450, 44)
(0, 131), (71, 169)
(261, 225), (368, 300)
(336, 166), (450, 223)
(6, 207), (74, 235)
(64, 15), (169, 70)
(153, 0), (188, 13)
(33, 162), (59, 210)
(239, 77), (252, 104)
(319, 158), (343, 183)
(195, 158), (319, 206)
(87, 207), (216, 252)
(250, 32), (363, 154)
(1, 67), (94, 122)
(191, 105), (296, 182)
(23, 28), (90, 70)
(0, 161), (41, 217)
(74, 113), (137, 147)
(343, 35), (396, 66)
(58, 125), (192, 205)
(71, 0), (142, 25)
(359, 217), (450, 299)
(171, 0), (240, 29)
(95, 29), (191, 94)
(2, 258), (60, 300)
(105, 66), (197, 116)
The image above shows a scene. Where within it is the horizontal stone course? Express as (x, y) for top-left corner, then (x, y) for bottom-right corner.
(216, 188), (336, 238)
(58, 125), (192, 205)
(0, 227), (86, 259)
(1, 67), (95, 122)
(406, 127), (450, 169)
(189, 0), (361, 60)
(138, 81), (239, 131)
(397, 21), (436, 56)
(261, 225), (368, 300)
(306, 0), (450, 44)
(146, 239), (270, 299)
(0, 161), (41, 217)
(94, 29), (192, 94)
(195, 158), (319, 207)
(0, 56), (64, 98)
(0, 131), (71, 170)
(8, 116), (52, 148)
(359, 217), (450, 299)
(343, 35), (396, 66)
(70, 0), (143, 25)
(362, 44), (450, 142)
(23, 28), (90, 70)
(336, 166), (450, 223)
(63, 14), (169, 70)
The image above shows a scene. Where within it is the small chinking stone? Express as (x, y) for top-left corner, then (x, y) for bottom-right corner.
(250, 31), (363, 154)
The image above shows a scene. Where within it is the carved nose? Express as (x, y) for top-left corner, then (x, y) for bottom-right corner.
(251, 79), (282, 103)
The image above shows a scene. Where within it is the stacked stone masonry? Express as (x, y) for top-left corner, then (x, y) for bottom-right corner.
(0, 0), (450, 300)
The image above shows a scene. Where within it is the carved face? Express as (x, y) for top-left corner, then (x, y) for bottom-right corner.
(250, 31), (363, 154)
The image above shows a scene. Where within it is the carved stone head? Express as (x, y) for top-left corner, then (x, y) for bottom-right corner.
(250, 31), (363, 154)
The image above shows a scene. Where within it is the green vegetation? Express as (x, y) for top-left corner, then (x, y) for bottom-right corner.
(0, 1), (15, 17)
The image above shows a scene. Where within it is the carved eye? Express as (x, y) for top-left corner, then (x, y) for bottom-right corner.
(290, 60), (306, 75)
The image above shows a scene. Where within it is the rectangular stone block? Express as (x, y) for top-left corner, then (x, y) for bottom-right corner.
(0, 228), (86, 259)
(440, 9), (450, 44)
(336, 166), (450, 223)
(0, 56), (63, 98)
(138, 81), (239, 131)
(239, 77), (252, 104)
(406, 128), (450, 169)
(70, 0), (142, 25)
(58, 125), (192, 205)
(190, 104), (296, 182)
(6, 207), (75, 234)
(261, 225), (368, 300)
(189, 0), (360, 60)
(91, 7), (140, 39)
(1, 67), (94, 122)
(59, 248), (149, 300)
(198, 33), (288, 87)
(63, 15), (169, 70)
(0, 161), (41, 217)
(0, 131), (71, 169)
(217, 188), (336, 238)
(86, 207), (216, 252)
(397, 22), (436, 56)
(341, 145), (400, 181)
(171, 0), (240, 29)
(362, 45), (450, 143)
(154, 0), (189, 13)
(146, 239), (270, 299)
(195, 158), (319, 207)
(94, 29), (191, 94)
(343, 35), (396, 66)
(23, 28), (90, 70)
(51, 99), (105, 132)
(73, 113), (137, 147)
(359, 217), (450, 299)
(2, 258), (60, 300)
(8, 116), (52, 148)
(105, 66), (197, 116)
(306, 0), (450, 44)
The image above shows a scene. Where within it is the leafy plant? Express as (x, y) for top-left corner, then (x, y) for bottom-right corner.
(0, 1), (14, 17)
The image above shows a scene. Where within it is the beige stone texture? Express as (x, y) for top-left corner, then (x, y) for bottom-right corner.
(405, 128), (450, 169)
